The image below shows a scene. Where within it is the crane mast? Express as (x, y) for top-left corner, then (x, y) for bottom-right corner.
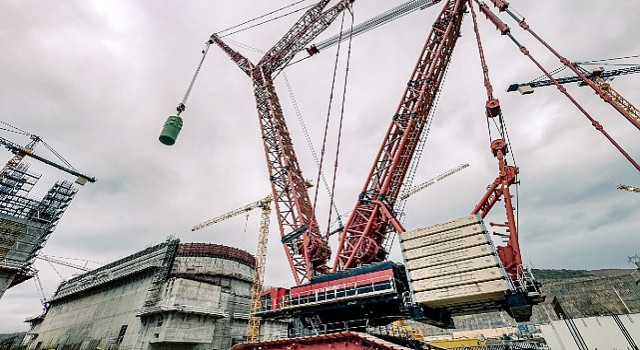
(193, 196), (272, 342)
(246, 199), (271, 343)
(208, 0), (353, 285)
(334, 0), (467, 271)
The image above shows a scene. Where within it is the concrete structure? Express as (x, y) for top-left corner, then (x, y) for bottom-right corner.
(540, 313), (640, 349)
(0, 162), (77, 299)
(23, 240), (287, 350)
(412, 268), (640, 337)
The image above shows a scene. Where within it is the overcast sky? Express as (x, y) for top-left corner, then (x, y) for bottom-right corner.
(1, 0), (638, 332)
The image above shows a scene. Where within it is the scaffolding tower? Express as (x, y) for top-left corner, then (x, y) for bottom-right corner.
(0, 161), (77, 299)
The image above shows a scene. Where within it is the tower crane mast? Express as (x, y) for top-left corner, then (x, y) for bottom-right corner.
(334, 0), (467, 271)
(192, 196), (272, 342)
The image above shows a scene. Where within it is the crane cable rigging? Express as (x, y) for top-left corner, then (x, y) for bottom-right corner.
(169, 1), (354, 224)
(310, 5), (356, 239)
(170, 0), (443, 120)
(0, 121), (75, 171)
(171, 0), (315, 119)
(0, 121), (95, 184)
(474, 0), (640, 172)
(469, 0), (525, 277)
(217, 0), (313, 38)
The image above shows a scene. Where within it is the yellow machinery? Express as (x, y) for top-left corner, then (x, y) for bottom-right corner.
(192, 196), (272, 342)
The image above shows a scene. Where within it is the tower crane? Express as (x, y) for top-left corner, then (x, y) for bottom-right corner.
(478, 0), (639, 172)
(399, 163), (469, 200)
(0, 122), (96, 185)
(36, 254), (93, 272)
(617, 184), (640, 194)
(506, 62), (640, 131)
(192, 196), (272, 343)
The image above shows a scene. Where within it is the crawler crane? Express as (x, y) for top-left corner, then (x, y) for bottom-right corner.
(159, 0), (640, 336)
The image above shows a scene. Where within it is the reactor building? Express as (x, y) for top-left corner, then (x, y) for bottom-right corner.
(22, 239), (288, 350)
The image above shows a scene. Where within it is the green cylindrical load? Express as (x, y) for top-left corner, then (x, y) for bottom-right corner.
(159, 115), (183, 146)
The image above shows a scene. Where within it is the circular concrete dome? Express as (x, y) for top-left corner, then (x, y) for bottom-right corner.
(176, 242), (255, 268)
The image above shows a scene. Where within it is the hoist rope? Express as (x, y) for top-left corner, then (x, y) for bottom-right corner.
(325, 6), (355, 239)
(310, 7), (350, 228)
(576, 54), (640, 65)
(243, 212), (251, 241)
(218, 3), (315, 38)
(282, 73), (342, 225)
(176, 41), (212, 116)
(469, 0), (520, 212)
(0, 121), (31, 136)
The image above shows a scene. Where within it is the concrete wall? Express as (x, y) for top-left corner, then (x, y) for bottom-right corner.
(30, 272), (153, 350)
(24, 242), (288, 350)
(540, 313), (640, 350)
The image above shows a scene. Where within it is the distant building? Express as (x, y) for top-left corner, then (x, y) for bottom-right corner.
(22, 240), (287, 350)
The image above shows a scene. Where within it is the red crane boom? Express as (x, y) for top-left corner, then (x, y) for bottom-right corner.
(334, 0), (467, 271)
(210, 0), (354, 285)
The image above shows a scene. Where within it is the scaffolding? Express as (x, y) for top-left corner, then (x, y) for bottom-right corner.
(0, 161), (77, 291)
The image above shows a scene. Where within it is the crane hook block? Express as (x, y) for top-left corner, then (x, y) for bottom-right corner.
(486, 99), (501, 118)
(159, 115), (183, 146)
